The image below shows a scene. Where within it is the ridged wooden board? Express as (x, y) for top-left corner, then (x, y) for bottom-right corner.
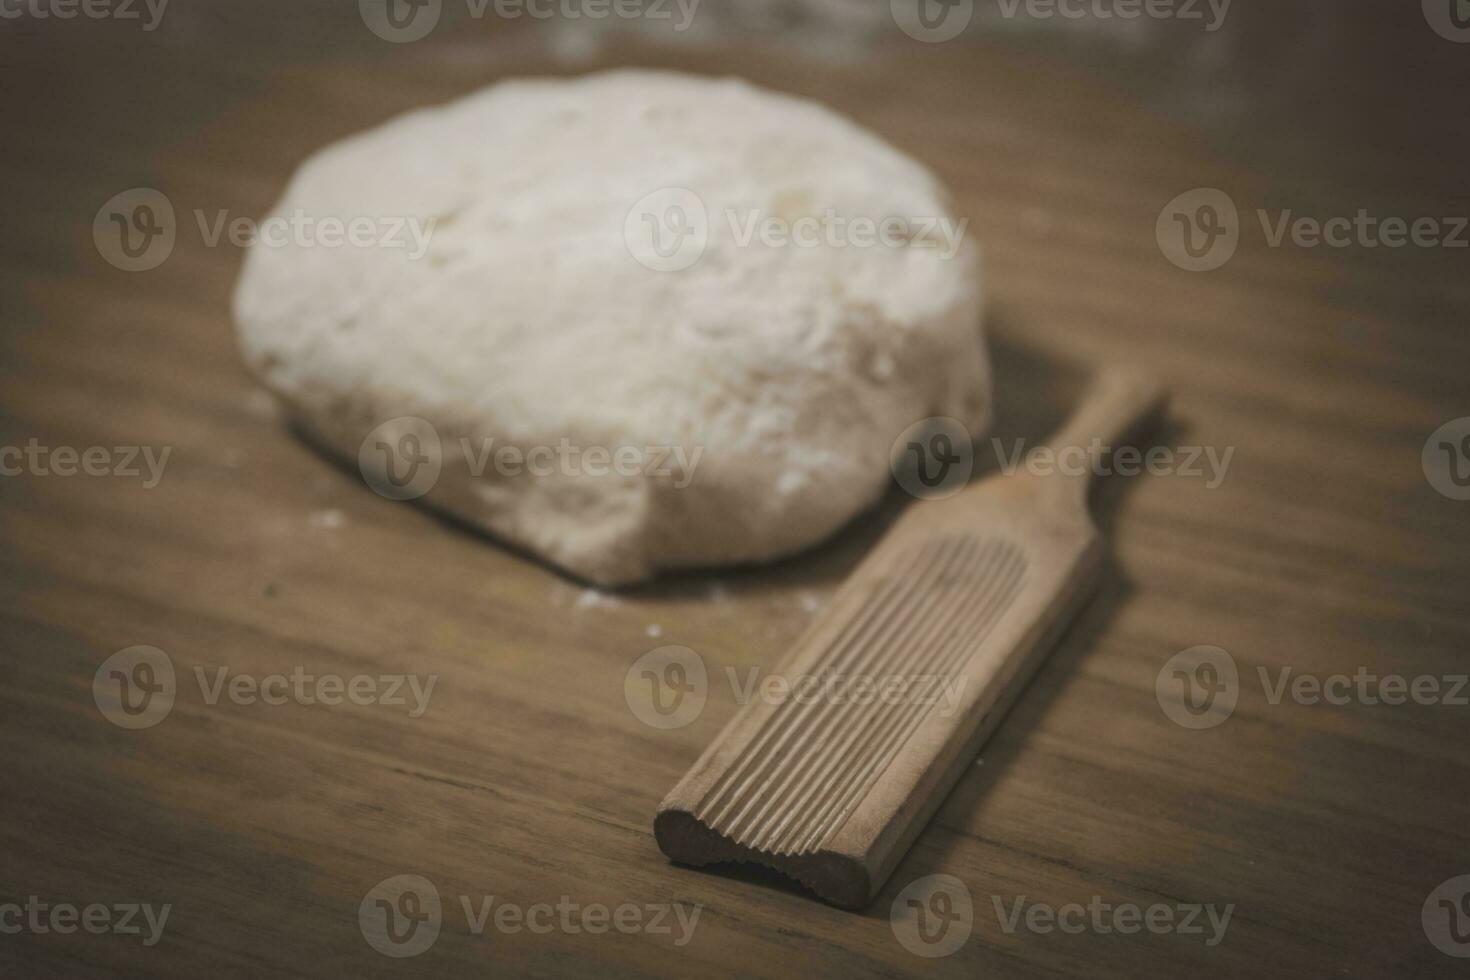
(656, 372), (1168, 908)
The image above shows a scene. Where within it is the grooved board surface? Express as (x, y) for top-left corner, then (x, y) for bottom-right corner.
(3, 5), (1468, 979)
(693, 534), (1027, 857)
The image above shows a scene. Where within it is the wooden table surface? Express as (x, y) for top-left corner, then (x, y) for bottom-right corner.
(4, 4), (1468, 977)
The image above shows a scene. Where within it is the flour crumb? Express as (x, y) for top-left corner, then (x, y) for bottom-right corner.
(309, 508), (346, 529)
(645, 623), (664, 638)
(798, 591), (824, 614)
(576, 588), (622, 610)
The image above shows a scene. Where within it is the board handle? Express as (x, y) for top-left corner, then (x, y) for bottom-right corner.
(1040, 368), (1169, 508)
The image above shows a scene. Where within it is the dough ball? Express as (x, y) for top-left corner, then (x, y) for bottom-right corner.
(233, 70), (990, 585)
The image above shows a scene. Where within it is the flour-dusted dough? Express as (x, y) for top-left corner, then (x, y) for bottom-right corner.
(233, 70), (990, 585)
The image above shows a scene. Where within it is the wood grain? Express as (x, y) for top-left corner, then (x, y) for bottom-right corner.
(2, 4), (1468, 978)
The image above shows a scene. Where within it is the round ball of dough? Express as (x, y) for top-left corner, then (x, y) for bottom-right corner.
(233, 70), (990, 585)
